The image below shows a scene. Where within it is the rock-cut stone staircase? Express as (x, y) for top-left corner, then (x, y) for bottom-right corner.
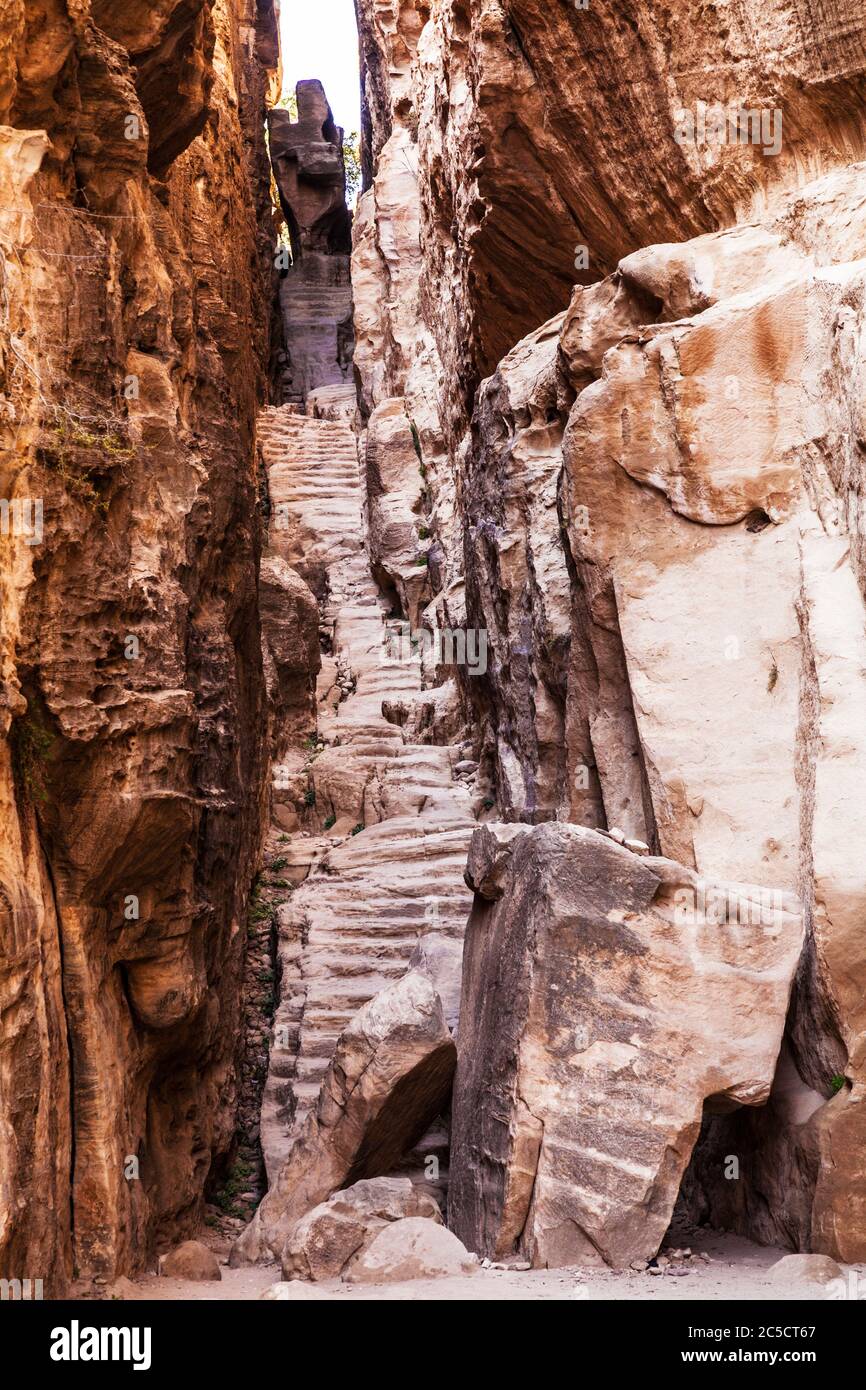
(256, 403), (476, 1183)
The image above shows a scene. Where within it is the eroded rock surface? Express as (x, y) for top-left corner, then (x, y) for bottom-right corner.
(7, 0), (866, 1297)
(346, 0), (866, 1264)
(449, 823), (804, 1269)
(231, 970), (456, 1263)
(270, 81), (355, 406)
(345, 1216), (476, 1284)
(0, 0), (279, 1293)
(281, 1175), (442, 1281)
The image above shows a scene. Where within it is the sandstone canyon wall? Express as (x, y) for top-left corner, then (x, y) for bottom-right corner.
(0, 0), (279, 1292)
(341, 0), (866, 1265)
(4, 0), (866, 1298)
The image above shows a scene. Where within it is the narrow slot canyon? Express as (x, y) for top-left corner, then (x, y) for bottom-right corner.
(1, 0), (866, 1323)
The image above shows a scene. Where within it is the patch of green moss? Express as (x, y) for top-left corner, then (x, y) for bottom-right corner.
(38, 414), (135, 514)
(11, 710), (55, 803)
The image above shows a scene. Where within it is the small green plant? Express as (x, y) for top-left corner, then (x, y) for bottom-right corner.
(409, 419), (423, 464)
(418, 525), (430, 540)
(482, 798), (495, 811)
(11, 710), (55, 802)
(351, 823), (364, 836)
(212, 1158), (253, 1214)
(39, 411), (135, 513)
(304, 788), (316, 808)
(268, 877), (290, 889)
(324, 814), (336, 830)
(831, 1074), (846, 1094)
(274, 89), (299, 118)
(343, 130), (362, 203)
(414, 554), (429, 568)
(269, 856), (288, 872)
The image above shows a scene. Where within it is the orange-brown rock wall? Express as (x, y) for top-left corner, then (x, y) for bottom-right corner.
(0, 0), (280, 1291)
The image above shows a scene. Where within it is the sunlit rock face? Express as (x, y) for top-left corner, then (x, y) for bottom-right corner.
(358, 0), (866, 436)
(352, 0), (866, 1262)
(269, 81), (355, 407)
(0, 0), (279, 1291)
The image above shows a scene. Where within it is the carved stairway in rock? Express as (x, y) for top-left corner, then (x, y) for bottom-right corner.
(248, 78), (476, 1213)
(256, 403), (475, 1184)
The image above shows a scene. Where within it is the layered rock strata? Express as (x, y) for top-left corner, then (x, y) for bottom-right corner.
(253, 403), (474, 1191)
(231, 71), (478, 1264)
(6, 0), (866, 1295)
(0, 0), (279, 1292)
(449, 823), (804, 1268)
(349, 0), (866, 1262)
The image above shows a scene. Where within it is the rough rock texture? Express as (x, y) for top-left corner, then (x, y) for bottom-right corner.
(254, 403), (474, 1192)
(259, 1280), (326, 1300)
(357, 0), (866, 416)
(158, 1239), (222, 1282)
(351, 0), (866, 1265)
(345, 1215), (476, 1283)
(768, 1253), (843, 1289)
(8, 0), (865, 1298)
(0, 0), (278, 1292)
(231, 970), (456, 1263)
(269, 81), (354, 406)
(449, 823), (804, 1269)
(224, 66), (482, 1281)
(281, 1175), (442, 1281)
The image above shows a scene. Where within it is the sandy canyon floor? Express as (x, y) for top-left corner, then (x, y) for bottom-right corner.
(100, 1228), (862, 1303)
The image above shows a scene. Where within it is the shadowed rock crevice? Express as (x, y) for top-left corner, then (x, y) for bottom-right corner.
(269, 80), (355, 407)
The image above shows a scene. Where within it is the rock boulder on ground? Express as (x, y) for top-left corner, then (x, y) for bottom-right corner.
(281, 1176), (442, 1281)
(158, 1241), (221, 1282)
(231, 971), (456, 1264)
(768, 1254), (844, 1288)
(449, 823), (804, 1270)
(259, 1282), (326, 1301)
(344, 1217), (477, 1284)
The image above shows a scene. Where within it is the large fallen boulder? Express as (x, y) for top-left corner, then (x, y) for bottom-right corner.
(344, 1217), (477, 1284)
(158, 1240), (221, 1282)
(281, 1176), (442, 1281)
(449, 824), (804, 1269)
(231, 970), (455, 1264)
(768, 1253), (843, 1290)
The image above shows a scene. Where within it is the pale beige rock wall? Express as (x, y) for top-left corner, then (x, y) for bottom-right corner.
(352, 0), (866, 1261)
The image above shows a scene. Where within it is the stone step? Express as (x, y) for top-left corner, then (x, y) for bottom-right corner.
(257, 402), (476, 1180)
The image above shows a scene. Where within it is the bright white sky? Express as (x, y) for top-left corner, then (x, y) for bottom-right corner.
(279, 0), (362, 135)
